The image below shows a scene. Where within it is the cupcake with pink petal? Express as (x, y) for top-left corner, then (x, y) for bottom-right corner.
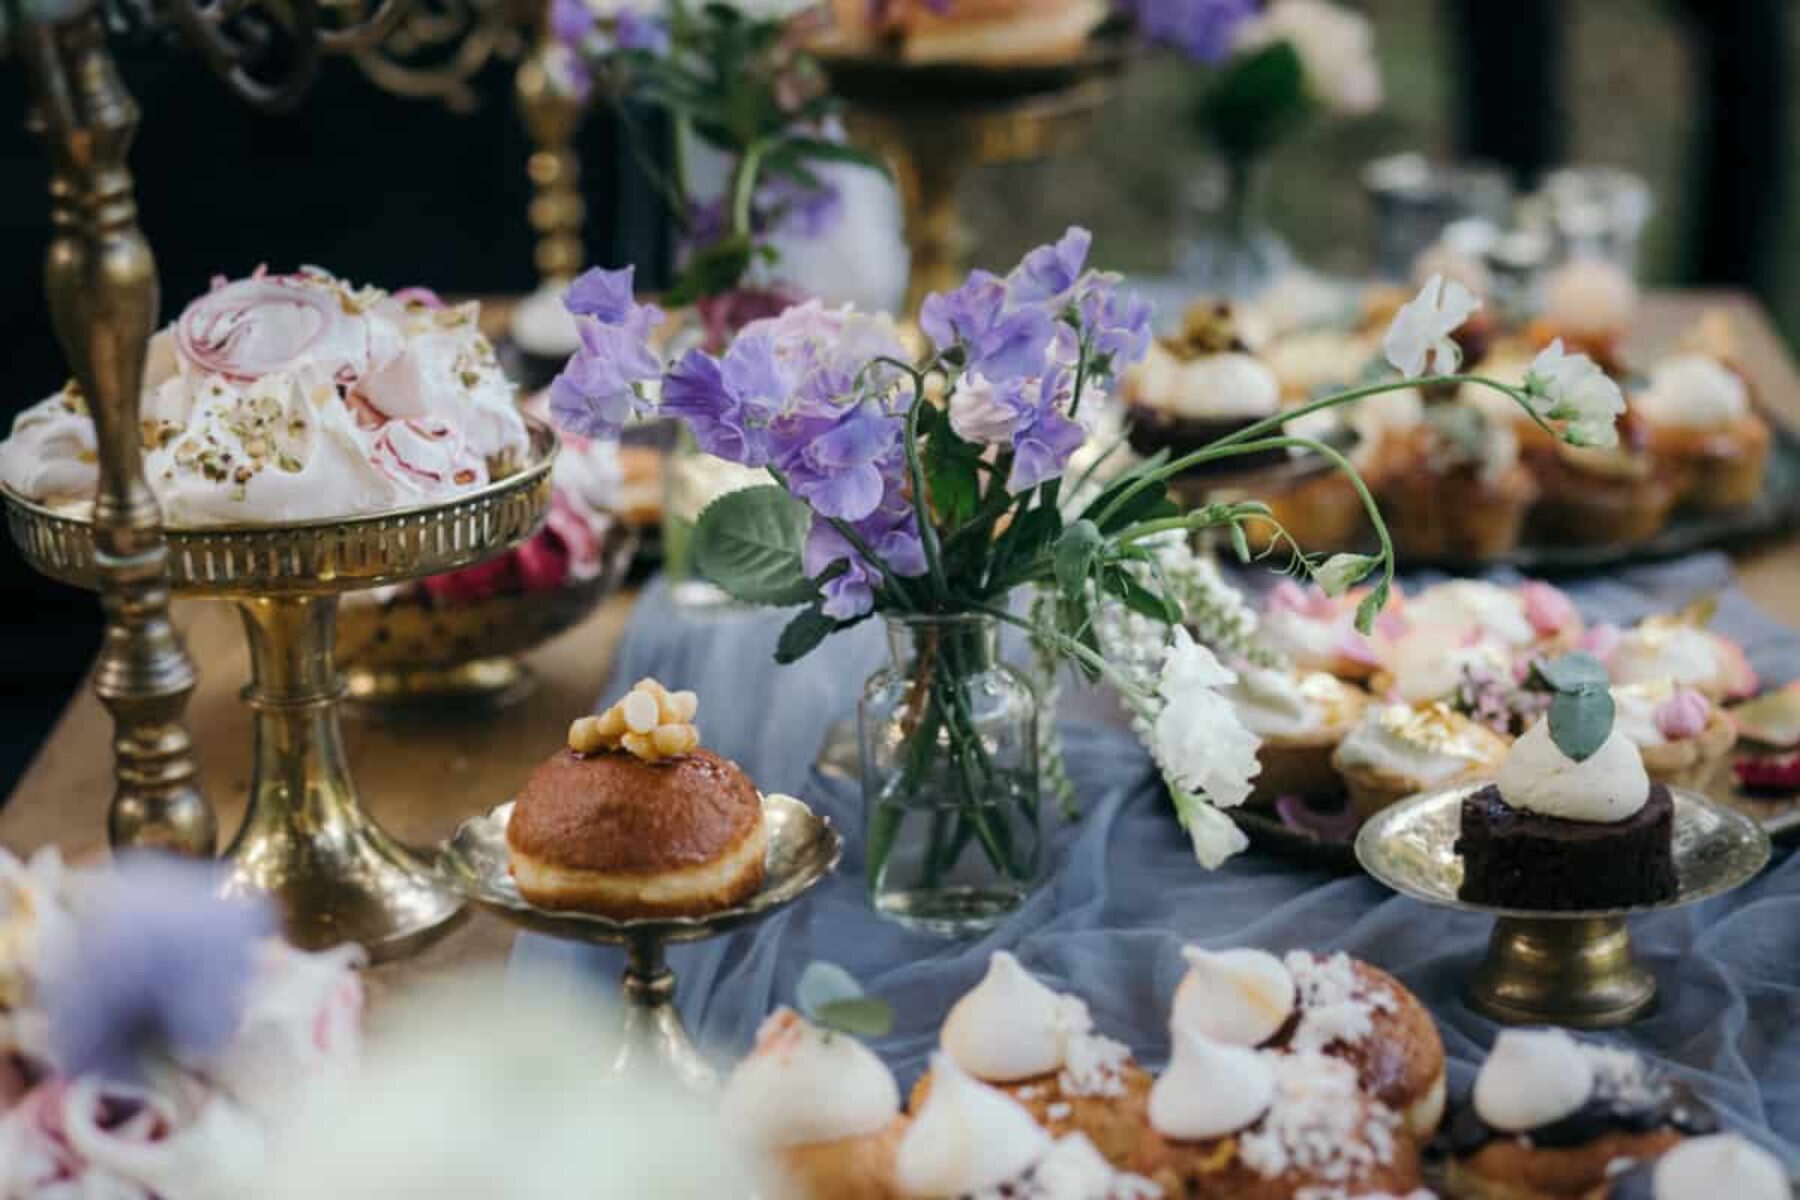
(1611, 682), (1737, 794)
(1258, 581), (1401, 683)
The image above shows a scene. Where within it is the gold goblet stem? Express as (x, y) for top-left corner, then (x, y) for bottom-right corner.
(1469, 915), (1656, 1029)
(615, 933), (717, 1090)
(889, 136), (967, 316)
(227, 595), (463, 960)
(516, 44), (586, 288)
(16, 9), (215, 857)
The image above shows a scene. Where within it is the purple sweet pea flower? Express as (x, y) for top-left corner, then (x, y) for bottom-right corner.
(783, 403), (901, 521)
(802, 479), (926, 618)
(613, 9), (669, 54)
(1008, 226), (1092, 307)
(548, 0), (595, 47)
(40, 853), (275, 1083)
(1121, 0), (1256, 63)
(662, 344), (777, 466)
(919, 271), (1057, 380)
(550, 267), (665, 439)
(1078, 278), (1155, 367)
(948, 367), (1089, 494)
(1008, 398), (1087, 493)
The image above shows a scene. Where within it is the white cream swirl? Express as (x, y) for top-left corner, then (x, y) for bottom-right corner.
(1381, 628), (1513, 705)
(1636, 355), (1749, 429)
(1543, 258), (1638, 338)
(0, 392), (98, 508)
(1148, 1031), (1274, 1142)
(941, 952), (1073, 1083)
(1472, 1029), (1594, 1133)
(1497, 717), (1650, 823)
(1225, 667), (1353, 738)
(1609, 620), (1727, 692)
(1653, 1134), (1790, 1200)
(721, 1009), (900, 1149)
(896, 1055), (1050, 1198)
(1334, 703), (1498, 783)
(1169, 947), (1296, 1047)
(1130, 346), (1280, 420)
(1406, 581), (1537, 648)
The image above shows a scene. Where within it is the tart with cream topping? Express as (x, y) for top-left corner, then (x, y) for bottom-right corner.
(1122, 307), (1284, 473)
(721, 1008), (909, 1199)
(1258, 582), (1396, 683)
(1169, 947), (1446, 1141)
(1403, 579), (1583, 658)
(913, 952), (1152, 1170)
(1331, 702), (1510, 820)
(1444, 1029), (1715, 1200)
(1605, 616), (1759, 704)
(1610, 683), (1735, 794)
(1378, 402), (1537, 563)
(1224, 665), (1369, 807)
(1635, 353), (1771, 512)
(1529, 258), (1639, 377)
(1524, 409), (1684, 548)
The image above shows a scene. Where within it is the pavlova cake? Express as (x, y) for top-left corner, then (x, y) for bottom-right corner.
(0, 269), (530, 527)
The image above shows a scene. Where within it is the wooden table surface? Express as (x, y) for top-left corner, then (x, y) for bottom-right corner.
(4, 290), (1797, 998)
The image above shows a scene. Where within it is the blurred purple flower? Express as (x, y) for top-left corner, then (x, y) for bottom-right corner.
(550, 267), (665, 439)
(1008, 226), (1092, 306)
(1078, 278), (1155, 366)
(40, 853), (274, 1083)
(613, 10), (669, 54)
(548, 0), (595, 46)
(757, 174), (845, 241)
(1123, 0), (1256, 63)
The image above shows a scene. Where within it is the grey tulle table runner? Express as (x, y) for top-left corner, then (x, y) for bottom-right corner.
(510, 552), (1800, 1161)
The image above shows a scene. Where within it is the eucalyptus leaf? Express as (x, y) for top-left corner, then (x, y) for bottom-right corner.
(813, 996), (894, 1038)
(691, 486), (817, 606)
(1532, 652), (1610, 695)
(1548, 688), (1615, 762)
(795, 960), (863, 1020)
(1053, 520), (1104, 602)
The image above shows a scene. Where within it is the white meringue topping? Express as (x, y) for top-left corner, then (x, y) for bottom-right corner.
(1636, 354), (1749, 430)
(721, 1009), (900, 1150)
(1382, 627), (1514, 705)
(1335, 703), (1499, 783)
(0, 393), (98, 509)
(1653, 1134), (1789, 1200)
(1131, 346), (1281, 420)
(941, 952), (1069, 1083)
(1472, 1029), (1595, 1133)
(896, 1054), (1050, 1197)
(1496, 716), (1650, 823)
(1610, 621), (1727, 692)
(1405, 581), (1538, 647)
(1148, 1030), (1275, 1142)
(1169, 947), (1296, 1047)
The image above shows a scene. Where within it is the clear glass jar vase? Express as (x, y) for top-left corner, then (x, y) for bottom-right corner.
(1174, 156), (1291, 299)
(859, 614), (1042, 936)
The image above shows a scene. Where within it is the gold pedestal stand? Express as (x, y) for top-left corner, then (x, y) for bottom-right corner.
(822, 49), (1124, 313)
(1357, 783), (1771, 1029)
(4, 421), (557, 960)
(441, 794), (841, 1088)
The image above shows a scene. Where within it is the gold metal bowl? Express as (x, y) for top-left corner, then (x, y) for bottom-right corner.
(1356, 784), (1771, 1028)
(3, 418), (558, 962)
(440, 793), (841, 1088)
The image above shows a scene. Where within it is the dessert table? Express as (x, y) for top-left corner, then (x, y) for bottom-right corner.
(4, 289), (1799, 1135)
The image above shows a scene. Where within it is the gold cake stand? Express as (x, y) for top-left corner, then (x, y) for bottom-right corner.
(3, 419), (558, 961)
(1357, 784), (1771, 1028)
(821, 44), (1127, 313)
(440, 793), (841, 1089)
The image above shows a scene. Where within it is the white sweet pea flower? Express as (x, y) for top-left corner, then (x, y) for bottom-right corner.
(1524, 340), (1626, 449)
(1151, 629), (1261, 811)
(1383, 274), (1480, 378)
(1172, 791), (1252, 869)
(1236, 0), (1383, 116)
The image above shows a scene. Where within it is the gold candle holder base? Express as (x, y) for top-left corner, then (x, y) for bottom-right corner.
(4, 420), (558, 961)
(440, 793), (842, 1087)
(1356, 783), (1770, 1030)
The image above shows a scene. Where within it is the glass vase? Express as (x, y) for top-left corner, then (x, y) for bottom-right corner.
(1174, 156), (1291, 298)
(859, 614), (1042, 936)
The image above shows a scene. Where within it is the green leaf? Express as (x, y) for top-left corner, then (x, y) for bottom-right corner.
(989, 500), (1062, 587)
(775, 135), (891, 175)
(1198, 41), (1314, 161)
(1228, 522), (1251, 564)
(1101, 566), (1182, 625)
(776, 604), (838, 664)
(1353, 578), (1392, 635)
(692, 486), (817, 606)
(1311, 552), (1380, 598)
(1053, 520), (1104, 602)
(1531, 652), (1610, 695)
(663, 235), (755, 306)
(923, 420), (983, 528)
(813, 996), (894, 1038)
(1548, 688), (1615, 762)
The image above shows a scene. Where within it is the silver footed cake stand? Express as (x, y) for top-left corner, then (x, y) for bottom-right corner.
(4, 419), (557, 961)
(439, 792), (841, 1089)
(1357, 783), (1770, 1028)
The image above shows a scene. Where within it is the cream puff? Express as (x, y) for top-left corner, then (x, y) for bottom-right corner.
(722, 1009), (909, 1200)
(1170, 947), (1447, 1141)
(1611, 683), (1736, 794)
(1601, 1133), (1790, 1200)
(1444, 1029), (1717, 1200)
(1132, 1035), (1425, 1199)
(914, 952), (1151, 1169)
(505, 682), (766, 918)
(1224, 664), (1369, 807)
(1635, 354), (1771, 512)
(897, 1055), (1159, 1199)
(1331, 702), (1511, 820)
(1605, 617), (1759, 704)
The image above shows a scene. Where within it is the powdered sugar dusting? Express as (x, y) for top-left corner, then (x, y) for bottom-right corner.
(970, 1133), (1164, 1199)
(1238, 1053), (1400, 1185)
(1583, 1043), (1663, 1110)
(1053, 997), (1130, 1099)
(1284, 951), (1396, 1055)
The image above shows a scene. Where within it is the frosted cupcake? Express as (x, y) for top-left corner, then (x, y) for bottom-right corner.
(721, 1008), (909, 1200)
(1331, 702), (1510, 819)
(914, 952), (1150, 1168)
(1225, 664), (1369, 806)
(1605, 616), (1759, 703)
(1379, 402), (1537, 563)
(1635, 354), (1771, 512)
(1611, 683), (1736, 794)
(1169, 947), (1446, 1140)
(1531, 258), (1638, 376)
(1123, 307), (1284, 473)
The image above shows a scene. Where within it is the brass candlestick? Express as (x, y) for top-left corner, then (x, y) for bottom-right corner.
(517, 38), (587, 289)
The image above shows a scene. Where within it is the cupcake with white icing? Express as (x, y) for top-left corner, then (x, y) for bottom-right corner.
(1331, 702), (1510, 819)
(1444, 1029), (1717, 1200)
(1605, 615), (1759, 704)
(1371, 626), (1516, 709)
(1532, 257), (1638, 375)
(1169, 947), (1446, 1140)
(721, 1007), (909, 1200)
(1258, 582), (1396, 683)
(1225, 664), (1369, 807)
(1602, 1133), (1790, 1200)
(897, 1055), (1158, 1199)
(1378, 400), (1538, 563)
(1122, 305), (1284, 474)
(914, 953), (1150, 1169)
(1611, 682), (1736, 794)
(1130, 1035), (1424, 1199)
(1635, 353), (1771, 512)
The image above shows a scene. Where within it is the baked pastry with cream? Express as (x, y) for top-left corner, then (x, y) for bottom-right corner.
(1123, 308), (1283, 472)
(1224, 664), (1369, 806)
(1371, 627), (1517, 708)
(1456, 714), (1676, 910)
(1530, 258), (1639, 376)
(1131, 1035), (1424, 1199)
(1604, 616), (1759, 703)
(1444, 1029), (1716, 1200)
(1331, 702), (1510, 819)
(1611, 683), (1735, 794)
(1170, 947), (1446, 1140)
(824, 0), (1109, 66)
(897, 1055), (1159, 1198)
(1258, 582), (1393, 683)
(1524, 411), (1685, 548)
(913, 952), (1151, 1169)
(1599, 1133), (1789, 1200)
(1635, 354), (1771, 512)
(1379, 402), (1537, 564)
(721, 1008), (908, 1200)
(505, 679), (767, 918)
